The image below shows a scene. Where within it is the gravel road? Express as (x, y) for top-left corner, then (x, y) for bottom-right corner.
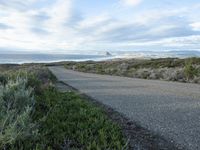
(49, 66), (200, 150)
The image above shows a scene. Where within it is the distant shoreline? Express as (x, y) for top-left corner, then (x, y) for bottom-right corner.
(0, 57), (196, 65)
(1, 56), (200, 65)
(0, 50), (200, 64)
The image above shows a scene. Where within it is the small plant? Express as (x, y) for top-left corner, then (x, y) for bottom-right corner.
(184, 60), (198, 81)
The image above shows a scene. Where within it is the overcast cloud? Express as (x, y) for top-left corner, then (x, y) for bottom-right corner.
(0, 0), (200, 53)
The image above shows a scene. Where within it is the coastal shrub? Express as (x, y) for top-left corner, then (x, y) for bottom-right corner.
(160, 68), (183, 81)
(185, 57), (200, 65)
(133, 68), (151, 79)
(2, 67), (56, 94)
(184, 60), (198, 81)
(0, 74), (7, 85)
(0, 77), (37, 149)
(0, 67), (57, 149)
(30, 67), (57, 84)
(148, 70), (160, 80)
(64, 58), (200, 84)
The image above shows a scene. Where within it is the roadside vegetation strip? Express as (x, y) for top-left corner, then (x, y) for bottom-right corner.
(0, 65), (127, 150)
(36, 88), (127, 149)
(64, 57), (200, 84)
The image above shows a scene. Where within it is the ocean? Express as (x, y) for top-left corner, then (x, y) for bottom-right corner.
(0, 50), (200, 64)
(0, 54), (113, 64)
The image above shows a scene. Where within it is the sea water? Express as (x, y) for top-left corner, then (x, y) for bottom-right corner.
(0, 50), (200, 64)
(0, 54), (112, 64)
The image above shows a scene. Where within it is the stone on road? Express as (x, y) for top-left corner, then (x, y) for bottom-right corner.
(49, 66), (200, 150)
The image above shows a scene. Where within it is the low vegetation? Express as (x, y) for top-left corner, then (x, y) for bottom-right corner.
(184, 59), (199, 81)
(36, 88), (126, 149)
(65, 57), (200, 84)
(0, 65), (126, 149)
(0, 78), (36, 149)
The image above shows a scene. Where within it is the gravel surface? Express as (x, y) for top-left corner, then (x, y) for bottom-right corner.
(49, 66), (200, 150)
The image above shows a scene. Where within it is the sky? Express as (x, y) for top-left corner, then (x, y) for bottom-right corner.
(0, 0), (200, 54)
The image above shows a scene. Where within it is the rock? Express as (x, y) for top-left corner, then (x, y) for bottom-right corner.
(105, 51), (112, 56)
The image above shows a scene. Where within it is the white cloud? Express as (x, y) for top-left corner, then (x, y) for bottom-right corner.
(0, 0), (78, 52)
(122, 0), (142, 6)
(160, 35), (200, 49)
(78, 14), (111, 29)
(44, 0), (72, 31)
(0, 0), (200, 53)
(0, 0), (37, 11)
(190, 22), (200, 31)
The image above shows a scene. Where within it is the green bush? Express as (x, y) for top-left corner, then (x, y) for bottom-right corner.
(0, 78), (37, 149)
(0, 74), (7, 85)
(184, 60), (198, 81)
(1, 67), (56, 95)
